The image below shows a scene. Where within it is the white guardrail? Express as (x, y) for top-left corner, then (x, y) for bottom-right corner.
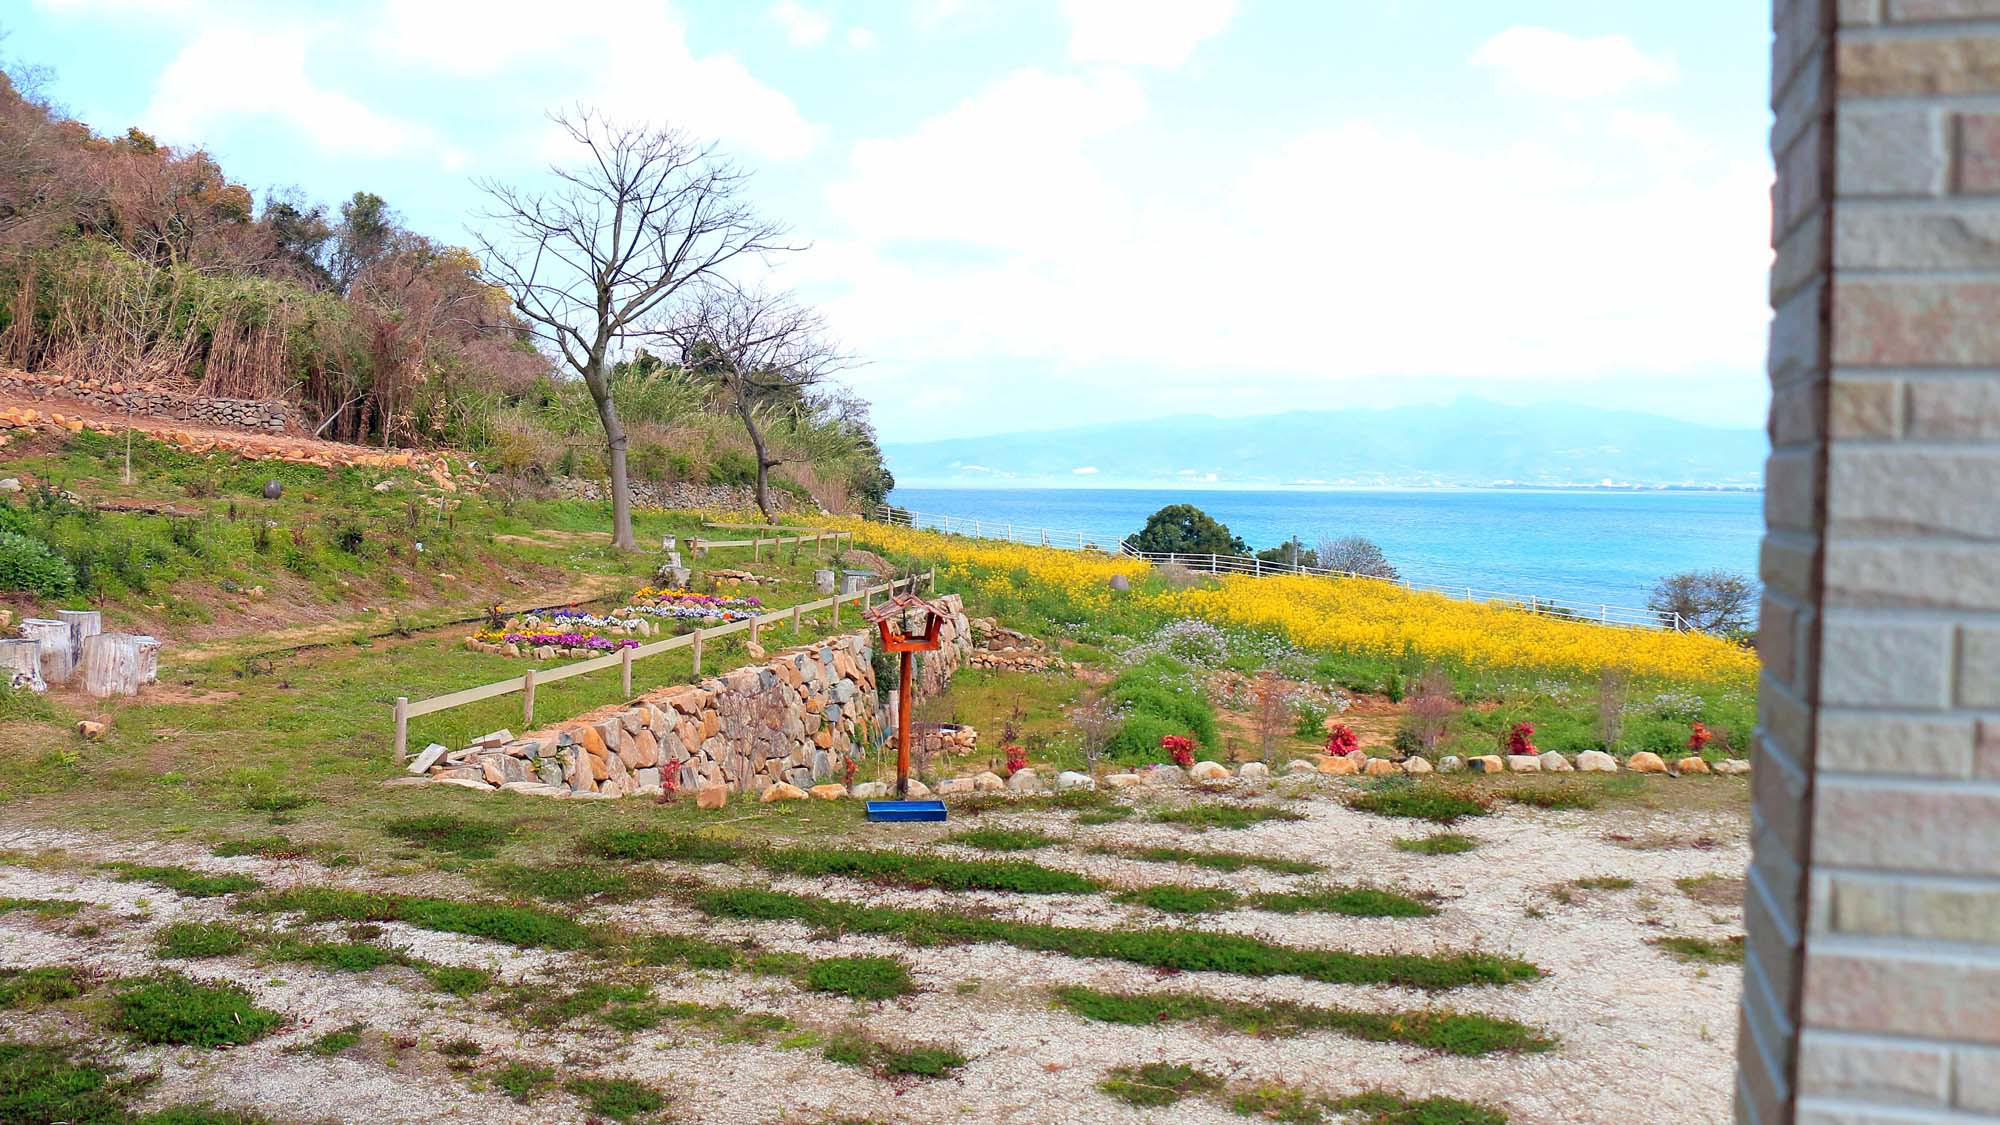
(873, 504), (1682, 632)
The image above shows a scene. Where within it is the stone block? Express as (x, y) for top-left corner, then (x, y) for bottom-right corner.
(1836, 106), (1948, 195)
(1959, 626), (2000, 707)
(1829, 448), (2000, 538)
(1797, 1030), (1948, 1106)
(1839, 35), (2000, 97)
(1908, 377), (2000, 439)
(1837, 207), (2000, 270)
(1827, 377), (1899, 439)
(1958, 1044), (2000, 1113)
(1765, 450), (1820, 534)
(1818, 618), (1951, 708)
(1803, 947), (2000, 1042)
(1826, 543), (2000, 612)
(1890, 0), (2000, 20)
(1834, 281), (2000, 366)
(1819, 711), (1974, 776)
(1814, 778), (2000, 877)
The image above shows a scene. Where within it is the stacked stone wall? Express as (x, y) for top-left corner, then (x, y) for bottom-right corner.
(0, 369), (295, 432)
(546, 475), (815, 515)
(422, 595), (970, 798)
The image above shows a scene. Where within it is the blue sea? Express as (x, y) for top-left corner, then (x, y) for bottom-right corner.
(886, 487), (1764, 614)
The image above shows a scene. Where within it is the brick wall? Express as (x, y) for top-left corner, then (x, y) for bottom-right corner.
(1742, 1), (2000, 1121)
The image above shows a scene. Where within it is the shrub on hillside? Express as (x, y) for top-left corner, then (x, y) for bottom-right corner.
(0, 530), (76, 597)
(1105, 654), (1218, 761)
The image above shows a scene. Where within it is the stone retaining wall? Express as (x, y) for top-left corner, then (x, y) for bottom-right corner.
(422, 595), (971, 798)
(0, 369), (295, 432)
(547, 475), (815, 515)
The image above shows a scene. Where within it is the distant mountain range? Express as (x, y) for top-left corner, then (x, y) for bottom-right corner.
(883, 399), (1766, 490)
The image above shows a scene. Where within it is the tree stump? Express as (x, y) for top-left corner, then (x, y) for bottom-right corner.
(56, 609), (101, 662)
(0, 639), (45, 693)
(21, 618), (74, 684)
(80, 632), (148, 698)
(131, 635), (161, 684)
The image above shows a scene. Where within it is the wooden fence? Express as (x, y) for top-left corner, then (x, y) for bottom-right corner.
(679, 527), (852, 561)
(391, 568), (934, 763)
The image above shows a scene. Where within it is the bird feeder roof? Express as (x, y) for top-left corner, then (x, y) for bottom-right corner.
(862, 591), (952, 625)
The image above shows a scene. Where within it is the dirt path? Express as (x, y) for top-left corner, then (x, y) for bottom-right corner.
(0, 776), (1749, 1125)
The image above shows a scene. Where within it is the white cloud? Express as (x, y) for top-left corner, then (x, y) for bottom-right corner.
(144, 24), (437, 159)
(1072, 466), (1099, 475)
(1470, 26), (1676, 98)
(375, 0), (819, 160)
(1063, 0), (1234, 68)
(847, 27), (877, 49)
(802, 68), (1770, 416)
(769, 1), (831, 46)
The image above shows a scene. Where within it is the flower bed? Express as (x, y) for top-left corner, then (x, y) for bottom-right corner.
(466, 593), (768, 661)
(628, 587), (763, 624)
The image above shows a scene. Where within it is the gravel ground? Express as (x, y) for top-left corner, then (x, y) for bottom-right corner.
(0, 783), (1749, 1124)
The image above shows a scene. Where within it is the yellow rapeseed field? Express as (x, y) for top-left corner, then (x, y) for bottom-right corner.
(832, 519), (1758, 686)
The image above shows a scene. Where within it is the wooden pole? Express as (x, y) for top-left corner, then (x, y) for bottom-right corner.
(394, 697), (409, 765)
(792, 605), (802, 635)
(753, 537), (761, 561)
(749, 617), (760, 648)
(832, 596), (840, 628)
(521, 667), (537, 728)
(897, 649), (914, 799)
(692, 628), (703, 676)
(621, 645), (634, 695)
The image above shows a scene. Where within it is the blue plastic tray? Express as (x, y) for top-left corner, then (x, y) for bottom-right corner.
(865, 799), (948, 822)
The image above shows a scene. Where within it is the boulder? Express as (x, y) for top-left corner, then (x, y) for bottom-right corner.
(1675, 756), (1712, 776)
(436, 777), (494, 792)
(1319, 756), (1359, 776)
(1054, 771), (1097, 792)
(1344, 749), (1369, 767)
(1538, 751), (1574, 773)
(1364, 757), (1400, 777)
(905, 780), (933, 798)
(973, 771), (1006, 792)
(1108, 574), (1131, 592)
(1576, 750), (1619, 772)
(1285, 759), (1320, 775)
(1627, 752), (1669, 774)
(759, 782), (808, 802)
(498, 782), (567, 797)
(1714, 758), (1752, 776)
(1466, 755), (1506, 774)
(851, 781), (891, 799)
(939, 777), (978, 795)
(1237, 762), (1270, 783)
(1402, 756), (1432, 775)
(75, 720), (106, 740)
(1189, 760), (1232, 781)
(1143, 765), (1185, 786)
(1006, 768), (1043, 793)
(810, 783), (848, 800)
(1437, 755), (1465, 773)
(1104, 773), (1143, 788)
(1506, 755), (1542, 772)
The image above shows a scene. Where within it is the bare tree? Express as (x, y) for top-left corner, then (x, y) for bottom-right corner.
(474, 109), (789, 548)
(654, 285), (849, 521)
(1316, 534), (1399, 580)
(1647, 570), (1755, 634)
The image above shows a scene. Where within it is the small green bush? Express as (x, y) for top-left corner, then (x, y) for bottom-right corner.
(1395, 833), (1479, 855)
(0, 966), (86, 1009)
(0, 1040), (134, 1125)
(299, 1022), (365, 1056)
(155, 922), (250, 960)
(1649, 935), (1744, 965)
(1055, 986), (1553, 1056)
(1149, 803), (1304, 831)
(266, 939), (401, 973)
(1347, 783), (1492, 824)
(1093, 844), (1320, 875)
(490, 1061), (557, 1103)
(381, 814), (509, 857)
(761, 845), (1095, 895)
(112, 864), (262, 898)
(0, 529), (78, 596)
(804, 955), (916, 1001)
(563, 1076), (664, 1122)
(1098, 1062), (1223, 1108)
(821, 1029), (966, 1078)
(421, 964), (493, 996)
(1332, 1090), (1508, 1125)
(476, 861), (654, 903)
(947, 827), (1060, 851)
(112, 973), (282, 1047)
(1114, 885), (1239, 914)
(578, 827), (742, 864)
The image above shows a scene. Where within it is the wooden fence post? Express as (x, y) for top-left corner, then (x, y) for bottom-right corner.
(750, 617), (760, 648)
(692, 628), (704, 676)
(394, 697), (409, 765)
(753, 537), (761, 561)
(792, 605), (802, 635)
(522, 667), (537, 728)
(621, 646), (634, 695)
(832, 596), (840, 628)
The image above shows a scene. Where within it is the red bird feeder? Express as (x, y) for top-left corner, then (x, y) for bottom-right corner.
(865, 591), (951, 799)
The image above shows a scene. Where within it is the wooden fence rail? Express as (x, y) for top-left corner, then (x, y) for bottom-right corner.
(392, 568), (934, 763)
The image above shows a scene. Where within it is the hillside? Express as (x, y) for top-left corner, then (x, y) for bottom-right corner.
(883, 399), (1766, 490)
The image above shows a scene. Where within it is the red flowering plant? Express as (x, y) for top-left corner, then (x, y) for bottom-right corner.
(1687, 722), (1713, 752)
(1506, 722), (1538, 756)
(654, 770), (680, 804)
(1003, 744), (1029, 776)
(840, 754), (859, 787)
(1323, 724), (1359, 757)
(1160, 734), (1196, 770)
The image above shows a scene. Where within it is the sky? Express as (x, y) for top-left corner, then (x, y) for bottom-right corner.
(4, 1), (1775, 444)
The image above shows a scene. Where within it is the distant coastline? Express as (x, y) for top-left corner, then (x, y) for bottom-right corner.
(889, 480), (1765, 494)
